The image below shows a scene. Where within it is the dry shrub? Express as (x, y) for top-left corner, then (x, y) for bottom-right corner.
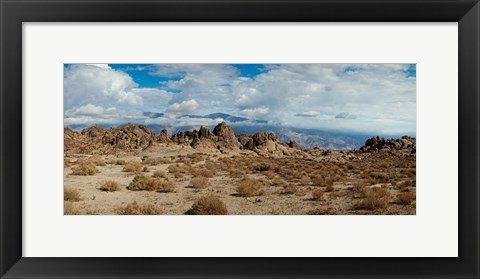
(142, 157), (159, 166)
(168, 164), (182, 174)
(300, 176), (311, 186)
(71, 162), (99, 176)
(189, 177), (210, 189)
(186, 195), (228, 215)
(311, 175), (325, 187)
(400, 180), (413, 188)
(88, 155), (106, 166)
(64, 187), (81, 201)
(64, 201), (81, 215)
(152, 170), (166, 178)
(174, 172), (183, 179)
(127, 174), (175, 192)
(356, 187), (391, 210)
(116, 159), (126, 165)
(263, 171), (276, 179)
(325, 179), (334, 192)
(271, 178), (288, 187)
(283, 183), (298, 194)
(115, 201), (163, 215)
(252, 163), (271, 172)
(397, 191), (415, 204)
(194, 168), (215, 178)
(142, 166), (149, 172)
(237, 178), (263, 197)
(122, 161), (144, 173)
(99, 180), (121, 192)
(312, 189), (324, 201)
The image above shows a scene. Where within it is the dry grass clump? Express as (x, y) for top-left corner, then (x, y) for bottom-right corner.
(64, 187), (81, 201)
(397, 191), (415, 204)
(115, 201), (163, 215)
(311, 175), (325, 187)
(312, 189), (324, 201)
(71, 162), (99, 176)
(64, 201), (81, 215)
(252, 163), (272, 172)
(356, 187), (391, 210)
(237, 178), (264, 197)
(168, 164), (183, 174)
(116, 159), (126, 165)
(399, 180), (413, 188)
(325, 179), (334, 192)
(189, 177), (211, 189)
(122, 161), (144, 173)
(152, 170), (166, 178)
(87, 155), (106, 166)
(127, 174), (175, 192)
(283, 183), (298, 194)
(186, 195), (228, 215)
(193, 168), (215, 178)
(271, 177), (288, 187)
(99, 180), (121, 192)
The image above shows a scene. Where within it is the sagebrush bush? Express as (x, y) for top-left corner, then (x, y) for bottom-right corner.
(122, 161), (144, 173)
(356, 187), (391, 210)
(186, 195), (228, 215)
(325, 179), (334, 192)
(71, 162), (99, 176)
(283, 183), (298, 194)
(127, 174), (175, 192)
(397, 191), (415, 204)
(152, 170), (166, 178)
(64, 201), (81, 215)
(64, 187), (81, 201)
(189, 177), (210, 189)
(87, 155), (106, 166)
(99, 180), (121, 192)
(115, 201), (163, 215)
(312, 189), (324, 201)
(311, 175), (325, 187)
(237, 178), (263, 197)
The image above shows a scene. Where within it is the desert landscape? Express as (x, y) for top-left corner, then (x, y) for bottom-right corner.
(64, 121), (416, 215)
(64, 63), (416, 215)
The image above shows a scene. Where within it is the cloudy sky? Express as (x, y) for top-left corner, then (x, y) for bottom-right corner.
(64, 63), (416, 136)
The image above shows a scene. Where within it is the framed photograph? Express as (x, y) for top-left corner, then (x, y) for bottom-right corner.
(1, 0), (479, 278)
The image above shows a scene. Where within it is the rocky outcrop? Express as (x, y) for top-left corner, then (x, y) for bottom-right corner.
(212, 121), (241, 150)
(360, 136), (415, 156)
(65, 123), (158, 154)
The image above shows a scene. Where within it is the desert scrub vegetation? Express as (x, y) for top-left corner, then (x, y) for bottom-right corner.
(71, 162), (99, 176)
(99, 180), (121, 192)
(312, 189), (324, 201)
(122, 161), (144, 173)
(283, 183), (298, 194)
(152, 170), (166, 178)
(127, 175), (175, 192)
(87, 155), (106, 166)
(64, 201), (81, 215)
(355, 187), (391, 210)
(397, 191), (415, 204)
(115, 201), (163, 215)
(237, 178), (264, 197)
(189, 177), (211, 189)
(64, 187), (81, 201)
(186, 195), (228, 215)
(115, 159), (126, 165)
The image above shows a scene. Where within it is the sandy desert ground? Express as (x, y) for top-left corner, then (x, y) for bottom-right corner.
(64, 140), (416, 215)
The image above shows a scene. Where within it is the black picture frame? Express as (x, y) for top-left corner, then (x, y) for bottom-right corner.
(1, 0), (479, 278)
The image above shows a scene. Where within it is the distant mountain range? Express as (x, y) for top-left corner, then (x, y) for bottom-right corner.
(65, 112), (403, 150)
